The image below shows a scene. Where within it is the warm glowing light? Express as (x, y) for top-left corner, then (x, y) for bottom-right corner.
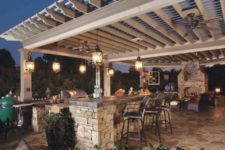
(25, 60), (35, 72)
(52, 61), (61, 73)
(92, 45), (103, 64)
(108, 68), (115, 76)
(215, 88), (221, 93)
(135, 56), (143, 70)
(79, 64), (86, 74)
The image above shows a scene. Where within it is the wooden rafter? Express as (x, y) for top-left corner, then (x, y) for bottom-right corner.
(138, 14), (185, 45)
(124, 19), (175, 46)
(112, 23), (164, 47)
(100, 26), (155, 49)
(45, 8), (66, 23)
(37, 14), (57, 27)
(195, 0), (222, 39)
(82, 32), (134, 52)
(55, 2), (77, 18)
(172, 4), (209, 42)
(154, 9), (195, 43)
(69, 0), (89, 13)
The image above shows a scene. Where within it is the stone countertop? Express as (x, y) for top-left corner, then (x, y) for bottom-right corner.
(69, 95), (146, 108)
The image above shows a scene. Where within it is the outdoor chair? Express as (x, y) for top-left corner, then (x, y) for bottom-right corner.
(187, 93), (210, 112)
(120, 95), (150, 149)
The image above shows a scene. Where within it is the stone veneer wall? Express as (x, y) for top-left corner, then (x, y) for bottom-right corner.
(178, 61), (208, 98)
(69, 101), (140, 150)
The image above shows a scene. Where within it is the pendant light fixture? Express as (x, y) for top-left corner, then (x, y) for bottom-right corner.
(135, 40), (143, 70)
(92, 30), (103, 65)
(25, 52), (35, 72)
(52, 58), (61, 73)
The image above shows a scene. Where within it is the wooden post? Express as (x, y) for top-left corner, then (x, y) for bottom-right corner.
(103, 60), (111, 96)
(20, 49), (32, 102)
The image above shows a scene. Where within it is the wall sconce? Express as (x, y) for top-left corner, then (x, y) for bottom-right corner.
(52, 59), (61, 73)
(25, 52), (35, 72)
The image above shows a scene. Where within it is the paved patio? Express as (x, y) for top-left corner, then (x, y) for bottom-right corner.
(0, 106), (225, 150)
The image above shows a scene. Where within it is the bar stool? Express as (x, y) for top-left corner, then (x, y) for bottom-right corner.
(156, 93), (173, 135)
(120, 96), (150, 149)
(144, 97), (162, 143)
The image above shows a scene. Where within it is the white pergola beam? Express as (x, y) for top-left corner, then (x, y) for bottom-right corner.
(69, 0), (88, 13)
(45, 8), (66, 23)
(22, 0), (186, 49)
(108, 38), (225, 61)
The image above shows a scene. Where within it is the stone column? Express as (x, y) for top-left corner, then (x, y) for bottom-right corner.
(103, 60), (111, 96)
(20, 49), (32, 102)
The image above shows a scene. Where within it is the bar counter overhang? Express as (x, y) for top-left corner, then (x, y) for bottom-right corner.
(69, 95), (145, 150)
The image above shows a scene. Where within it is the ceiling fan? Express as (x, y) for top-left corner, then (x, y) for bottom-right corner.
(72, 40), (92, 52)
(172, 12), (222, 37)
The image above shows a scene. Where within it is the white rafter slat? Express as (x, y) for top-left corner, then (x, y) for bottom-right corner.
(69, 0), (88, 13)
(100, 26), (155, 49)
(74, 35), (127, 53)
(112, 23), (163, 47)
(154, 9), (194, 43)
(90, 29), (147, 50)
(23, 22), (42, 33)
(29, 18), (49, 30)
(195, 0), (222, 40)
(124, 19), (175, 46)
(55, 2), (76, 18)
(45, 8), (66, 23)
(172, 4), (209, 42)
(37, 14), (57, 27)
(90, 0), (103, 8)
(82, 32), (133, 52)
(138, 14), (185, 45)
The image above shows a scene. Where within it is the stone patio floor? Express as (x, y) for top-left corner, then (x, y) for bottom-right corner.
(0, 106), (225, 150)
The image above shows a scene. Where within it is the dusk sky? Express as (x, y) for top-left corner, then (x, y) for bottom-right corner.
(0, 0), (129, 72)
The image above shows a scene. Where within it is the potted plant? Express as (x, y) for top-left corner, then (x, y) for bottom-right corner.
(44, 108), (75, 150)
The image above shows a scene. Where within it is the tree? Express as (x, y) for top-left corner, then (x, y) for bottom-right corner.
(0, 49), (19, 97)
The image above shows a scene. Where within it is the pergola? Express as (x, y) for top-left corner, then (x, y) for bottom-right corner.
(1, 0), (225, 101)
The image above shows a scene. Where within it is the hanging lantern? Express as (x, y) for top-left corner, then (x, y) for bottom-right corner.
(92, 45), (103, 64)
(107, 63), (114, 76)
(135, 56), (143, 71)
(134, 40), (143, 71)
(108, 68), (115, 76)
(79, 64), (87, 74)
(25, 53), (35, 72)
(52, 59), (61, 73)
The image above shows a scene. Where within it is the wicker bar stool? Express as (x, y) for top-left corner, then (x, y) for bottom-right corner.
(120, 96), (150, 149)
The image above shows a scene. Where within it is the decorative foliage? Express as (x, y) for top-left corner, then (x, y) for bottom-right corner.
(45, 109), (75, 150)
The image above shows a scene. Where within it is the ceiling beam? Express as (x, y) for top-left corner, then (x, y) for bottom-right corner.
(108, 38), (225, 61)
(200, 57), (225, 66)
(220, 0), (225, 23)
(138, 14), (185, 45)
(81, 32), (134, 52)
(29, 46), (92, 60)
(22, 0), (186, 49)
(154, 9), (194, 43)
(195, 0), (222, 40)
(172, 4), (209, 42)
(112, 23), (163, 47)
(124, 19), (175, 46)
(101, 26), (155, 49)
(90, 29), (147, 50)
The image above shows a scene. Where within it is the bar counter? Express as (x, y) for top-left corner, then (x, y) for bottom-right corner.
(69, 95), (145, 150)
